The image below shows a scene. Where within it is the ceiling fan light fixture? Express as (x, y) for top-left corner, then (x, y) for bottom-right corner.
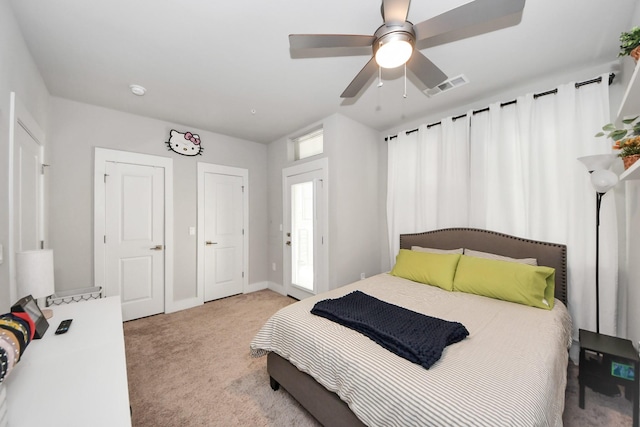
(375, 33), (413, 69)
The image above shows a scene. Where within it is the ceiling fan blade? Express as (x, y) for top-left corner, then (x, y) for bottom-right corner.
(341, 57), (378, 98)
(413, 0), (525, 42)
(382, 0), (411, 25)
(406, 51), (447, 89)
(289, 34), (375, 50)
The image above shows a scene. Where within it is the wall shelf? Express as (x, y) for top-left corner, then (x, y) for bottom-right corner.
(618, 60), (640, 120)
(617, 60), (640, 180)
(621, 157), (640, 181)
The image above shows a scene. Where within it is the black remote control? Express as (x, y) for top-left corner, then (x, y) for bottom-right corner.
(55, 319), (73, 335)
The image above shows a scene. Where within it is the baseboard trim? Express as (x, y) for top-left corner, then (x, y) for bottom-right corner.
(167, 281), (285, 312)
(166, 297), (202, 314)
(267, 281), (286, 296)
(245, 281), (268, 293)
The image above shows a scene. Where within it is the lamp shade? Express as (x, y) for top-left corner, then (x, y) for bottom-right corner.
(375, 33), (414, 69)
(15, 249), (55, 300)
(577, 154), (618, 172)
(590, 169), (619, 193)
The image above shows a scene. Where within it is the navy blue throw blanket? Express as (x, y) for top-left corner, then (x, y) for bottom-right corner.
(311, 291), (469, 369)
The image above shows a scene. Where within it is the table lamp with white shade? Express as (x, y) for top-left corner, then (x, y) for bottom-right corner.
(15, 249), (55, 319)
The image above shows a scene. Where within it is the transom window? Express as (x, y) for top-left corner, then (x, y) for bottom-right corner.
(293, 128), (323, 160)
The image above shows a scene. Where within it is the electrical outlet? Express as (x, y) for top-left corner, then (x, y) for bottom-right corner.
(360, 273), (365, 280)
(272, 263), (276, 271)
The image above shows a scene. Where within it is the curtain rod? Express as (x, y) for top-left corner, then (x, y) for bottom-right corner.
(384, 73), (616, 141)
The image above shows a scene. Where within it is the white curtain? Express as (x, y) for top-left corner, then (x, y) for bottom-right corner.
(387, 74), (616, 337)
(387, 115), (470, 266)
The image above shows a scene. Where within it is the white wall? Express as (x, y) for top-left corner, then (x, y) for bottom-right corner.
(0, 0), (50, 312)
(267, 113), (383, 293)
(47, 98), (268, 304)
(325, 114), (383, 286)
(378, 130), (390, 272)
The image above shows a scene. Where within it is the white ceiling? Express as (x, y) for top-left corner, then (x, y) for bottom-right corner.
(8, 0), (638, 144)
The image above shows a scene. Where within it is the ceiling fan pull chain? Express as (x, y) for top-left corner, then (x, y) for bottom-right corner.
(377, 66), (383, 88)
(403, 64), (407, 98)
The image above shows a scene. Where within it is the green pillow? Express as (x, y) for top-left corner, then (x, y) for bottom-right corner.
(390, 249), (461, 291)
(452, 255), (555, 310)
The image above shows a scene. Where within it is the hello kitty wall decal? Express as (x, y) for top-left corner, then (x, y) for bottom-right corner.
(165, 129), (203, 156)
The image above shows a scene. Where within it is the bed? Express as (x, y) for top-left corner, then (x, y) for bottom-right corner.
(251, 228), (571, 426)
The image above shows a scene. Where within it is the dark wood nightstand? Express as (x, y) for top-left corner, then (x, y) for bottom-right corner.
(579, 329), (639, 427)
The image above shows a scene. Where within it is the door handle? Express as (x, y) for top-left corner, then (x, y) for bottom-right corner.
(150, 245), (164, 251)
(206, 241), (218, 245)
(286, 241), (291, 246)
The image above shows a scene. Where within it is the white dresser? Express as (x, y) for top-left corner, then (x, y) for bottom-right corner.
(4, 296), (131, 426)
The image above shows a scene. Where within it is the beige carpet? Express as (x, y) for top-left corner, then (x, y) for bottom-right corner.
(124, 290), (633, 426)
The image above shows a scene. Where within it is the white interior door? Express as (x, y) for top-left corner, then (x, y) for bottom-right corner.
(14, 124), (43, 252)
(10, 92), (46, 304)
(283, 158), (328, 300)
(105, 161), (165, 321)
(202, 171), (244, 301)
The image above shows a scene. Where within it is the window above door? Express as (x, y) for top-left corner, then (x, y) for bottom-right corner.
(292, 128), (323, 161)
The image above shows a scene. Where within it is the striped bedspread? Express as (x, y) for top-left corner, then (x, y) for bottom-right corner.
(251, 273), (572, 427)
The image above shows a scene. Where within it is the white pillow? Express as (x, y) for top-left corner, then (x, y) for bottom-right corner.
(463, 248), (538, 266)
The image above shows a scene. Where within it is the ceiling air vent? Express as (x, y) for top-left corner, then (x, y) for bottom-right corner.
(424, 74), (469, 98)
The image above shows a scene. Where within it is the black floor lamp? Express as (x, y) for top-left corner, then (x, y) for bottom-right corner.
(577, 154), (618, 334)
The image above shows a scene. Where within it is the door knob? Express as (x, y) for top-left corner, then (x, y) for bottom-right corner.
(206, 241), (218, 245)
(286, 241), (291, 246)
(150, 245), (164, 250)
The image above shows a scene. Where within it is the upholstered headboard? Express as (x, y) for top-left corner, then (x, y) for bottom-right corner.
(399, 228), (568, 306)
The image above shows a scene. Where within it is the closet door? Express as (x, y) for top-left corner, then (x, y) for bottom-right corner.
(197, 163), (248, 303)
(104, 161), (165, 321)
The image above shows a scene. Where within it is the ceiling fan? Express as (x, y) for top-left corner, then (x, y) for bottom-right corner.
(289, 0), (526, 98)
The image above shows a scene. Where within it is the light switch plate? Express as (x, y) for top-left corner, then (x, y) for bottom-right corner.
(0, 243), (3, 264)
(189, 227), (196, 236)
